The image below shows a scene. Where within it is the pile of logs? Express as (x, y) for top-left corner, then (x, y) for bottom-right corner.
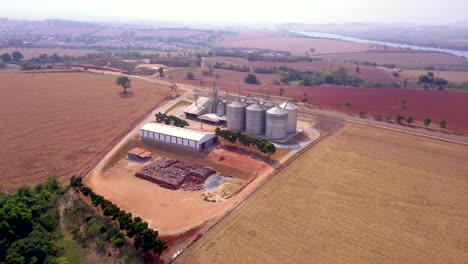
(135, 158), (215, 191)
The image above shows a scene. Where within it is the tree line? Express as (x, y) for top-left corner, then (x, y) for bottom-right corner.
(155, 112), (189, 128)
(70, 176), (168, 258)
(213, 62), (250, 72)
(215, 128), (276, 155)
(0, 176), (67, 264)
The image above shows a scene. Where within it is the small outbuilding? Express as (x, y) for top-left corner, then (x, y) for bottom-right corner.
(127, 148), (152, 161)
(140, 123), (217, 150)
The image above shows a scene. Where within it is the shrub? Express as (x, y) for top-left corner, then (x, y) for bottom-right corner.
(359, 110), (365, 118)
(244, 74), (259, 84)
(372, 113), (382, 121)
(396, 113), (405, 124)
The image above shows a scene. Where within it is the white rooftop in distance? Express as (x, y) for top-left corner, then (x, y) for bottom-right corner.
(140, 123), (216, 142)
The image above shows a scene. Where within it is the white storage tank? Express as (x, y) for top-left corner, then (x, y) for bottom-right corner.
(265, 106), (288, 140)
(279, 101), (298, 134)
(226, 100), (246, 131)
(246, 102), (266, 135)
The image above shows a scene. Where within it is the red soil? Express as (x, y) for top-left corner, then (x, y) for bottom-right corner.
(281, 85), (468, 134)
(170, 71), (468, 133)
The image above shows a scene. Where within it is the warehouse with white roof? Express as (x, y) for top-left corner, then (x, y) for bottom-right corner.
(140, 123), (217, 150)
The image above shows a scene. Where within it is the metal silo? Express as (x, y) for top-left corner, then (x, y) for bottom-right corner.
(227, 100), (246, 131)
(262, 99), (276, 110)
(246, 102), (266, 135)
(265, 106), (288, 140)
(279, 101), (298, 133)
(243, 96), (257, 106)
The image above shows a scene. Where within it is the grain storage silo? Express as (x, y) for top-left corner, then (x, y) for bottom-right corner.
(265, 106), (288, 140)
(279, 101), (298, 134)
(262, 99), (276, 109)
(246, 102), (266, 135)
(216, 100), (227, 116)
(243, 97), (257, 106)
(227, 100), (246, 131)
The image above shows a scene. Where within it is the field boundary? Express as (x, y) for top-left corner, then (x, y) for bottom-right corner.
(170, 121), (344, 263)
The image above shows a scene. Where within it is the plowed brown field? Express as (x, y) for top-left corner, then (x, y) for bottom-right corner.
(175, 124), (468, 264)
(216, 32), (376, 55)
(0, 72), (170, 192)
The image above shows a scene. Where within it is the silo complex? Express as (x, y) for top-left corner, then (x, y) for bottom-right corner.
(226, 100), (246, 131)
(246, 103), (266, 135)
(265, 106), (288, 140)
(279, 101), (298, 133)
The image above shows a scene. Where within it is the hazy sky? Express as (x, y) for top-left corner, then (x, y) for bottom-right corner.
(1, 0), (467, 24)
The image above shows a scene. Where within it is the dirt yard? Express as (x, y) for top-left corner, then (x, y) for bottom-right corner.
(0, 72), (170, 191)
(175, 124), (468, 264)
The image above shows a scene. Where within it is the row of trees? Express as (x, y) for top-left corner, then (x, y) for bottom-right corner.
(213, 62), (250, 72)
(418, 72), (449, 89)
(0, 51), (23, 63)
(70, 176), (167, 257)
(215, 128), (276, 155)
(277, 66), (364, 87)
(155, 112), (189, 127)
(0, 176), (67, 264)
(366, 112), (446, 129)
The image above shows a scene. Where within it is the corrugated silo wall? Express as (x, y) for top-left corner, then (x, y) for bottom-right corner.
(265, 112), (288, 139)
(286, 108), (298, 133)
(227, 105), (246, 131)
(246, 108), (266, 135)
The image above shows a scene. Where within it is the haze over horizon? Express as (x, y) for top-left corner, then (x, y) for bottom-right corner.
(1, 0), (467, 25)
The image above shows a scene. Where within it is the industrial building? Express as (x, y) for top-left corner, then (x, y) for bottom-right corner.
(182, 82), (298, 140)
(226, 99), (298, 140)
(140, 123), (217, 150)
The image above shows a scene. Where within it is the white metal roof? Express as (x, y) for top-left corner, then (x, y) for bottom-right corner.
(183, 97), (210, 116)
(140, 123), (216, 142)
(199, 113), (226, 122)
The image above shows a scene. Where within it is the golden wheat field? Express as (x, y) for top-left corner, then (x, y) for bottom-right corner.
(175, 124), (468, 264)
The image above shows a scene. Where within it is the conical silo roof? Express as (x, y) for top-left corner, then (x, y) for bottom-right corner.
(279, 101), (298, 110)
(266, 105), (288, 115)
(246, 102), (265, 111)
(228, 100), (246, 108)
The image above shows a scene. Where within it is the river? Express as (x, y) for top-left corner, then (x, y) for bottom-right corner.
(294, 31), (468, 58)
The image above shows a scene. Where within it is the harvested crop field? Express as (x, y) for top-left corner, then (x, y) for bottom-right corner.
(216, 32), (376, 55)
(401, 69), (468, 83)
(0, 48), (102, 59)
(318, 51), (468, 70)
(175, 124), (468, 264)
(205, 56), (399, 82)
(0, 72), (170, 191)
